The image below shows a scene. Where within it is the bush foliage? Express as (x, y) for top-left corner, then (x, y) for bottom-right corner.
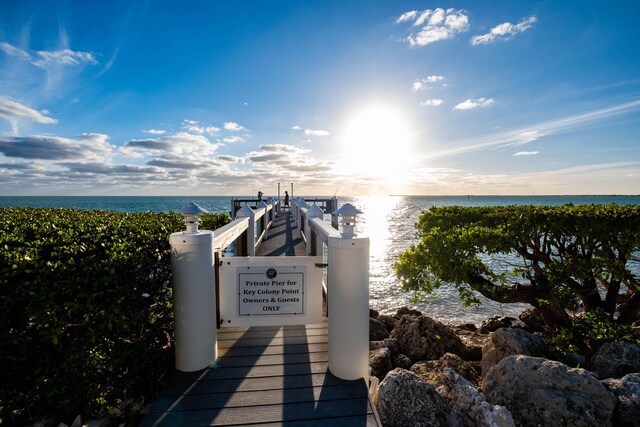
(0, 208), (229, 425)
(394, 205), (640, 330)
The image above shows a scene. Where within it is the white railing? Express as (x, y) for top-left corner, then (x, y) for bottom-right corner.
(226, 202), (275, 256)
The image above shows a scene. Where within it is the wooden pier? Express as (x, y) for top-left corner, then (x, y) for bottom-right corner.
(140, 209), (380, 426)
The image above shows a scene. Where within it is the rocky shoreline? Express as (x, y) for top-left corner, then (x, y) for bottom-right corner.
(368, 307), (640, 427)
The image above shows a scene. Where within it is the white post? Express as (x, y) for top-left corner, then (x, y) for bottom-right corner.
(236, 204), (256, 256)
(327, 203), (369, 381)
(259, 201), (268, 239)
(170, 202), (217, 372)
(306, 204), (324, 256)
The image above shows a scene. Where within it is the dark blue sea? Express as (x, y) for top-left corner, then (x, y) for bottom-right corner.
(2, 195), (638, 324)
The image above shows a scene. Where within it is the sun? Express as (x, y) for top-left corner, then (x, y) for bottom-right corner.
(341, 105), (412, 184)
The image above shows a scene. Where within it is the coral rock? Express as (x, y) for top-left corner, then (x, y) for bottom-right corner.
(391, 315), (466, 362)
(484, 355), (615, 427)
(481, 328), (547, 377)
(377, 368), (462, 427)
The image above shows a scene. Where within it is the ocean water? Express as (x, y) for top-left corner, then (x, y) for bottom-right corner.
(2, 194), (639, 325)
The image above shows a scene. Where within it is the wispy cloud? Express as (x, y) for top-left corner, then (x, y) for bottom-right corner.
(0, 41), (97, 68)
(471, 16), (537, 46)
(412, 75), (445, 91)
(420, 99), (444, 107)
(514, 151), (539, 156)
(144, 129), (166, 135)
(454, 97), (495, 110)
(432, 99), (640, 157)
(396, 8), (470, 46)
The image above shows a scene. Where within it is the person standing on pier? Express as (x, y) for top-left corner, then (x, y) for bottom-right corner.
(258, 191), (263, 201)
(284, 191), (289, 210)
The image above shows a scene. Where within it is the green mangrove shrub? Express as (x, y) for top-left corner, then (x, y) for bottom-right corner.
(394, 204), (640, 332)
(0, 208), (229, 425)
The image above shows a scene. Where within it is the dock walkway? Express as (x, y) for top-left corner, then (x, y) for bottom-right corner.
(140, 209), (381, 426)
(140, 322), (379, 426)
(256, 210), (305, 256)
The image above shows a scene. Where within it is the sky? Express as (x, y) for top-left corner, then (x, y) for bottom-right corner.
(0, 0), (639, 196)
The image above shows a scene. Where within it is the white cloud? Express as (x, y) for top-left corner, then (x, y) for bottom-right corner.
(471, 16), (537, 46)
(396, 11), (418, 24)
(412, 75), (445, 92)
(454, 97), (495, 110)
(292, 125), (330, 137)
(396, 8), (470, 46)
(0, 133), (114, 161)
(0, 97), (58, 125)
(420, 99), (444, 107)
(124, 132), (220, 156)
(304, 129), (330, 136)
(223, 122), (245, 131)
(0, 41), (97, 68)
(514, 151), (539, 156)
(181, 120), (220, 135)
(222, 136), (244, 144)
(0, 98), (58, 133)
(144, 129), (166, 135)
(217, 155), (244, 163)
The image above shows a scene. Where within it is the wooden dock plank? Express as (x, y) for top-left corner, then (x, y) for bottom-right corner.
(141, 397), (373, 426)
(160, 372), (359, 396)
(149, 383), (367, 412)
(218, 342), (328, 357)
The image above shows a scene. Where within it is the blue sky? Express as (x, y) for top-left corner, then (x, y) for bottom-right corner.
(0, 0), (639, 196)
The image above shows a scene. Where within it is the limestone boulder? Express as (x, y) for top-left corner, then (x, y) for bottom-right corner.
(479, 316), (517, 334)
(391, 315), (466, 362)
(369, 338), (400, 357)
(393, 353), (412, 370)
(395, 306), (423, 318)
(601, 372), (640, 427)
(411, 353), (479, 388)
(589, 342), (640, 379)
(376, 368), (462, 427)
(483, 355), (616, 427)
(437, 368), (515, 427)
(369, 347), (393, 380)
(378, 314), (398, 334)
(370, 317), (389, 341)
(481, 327), (547, 377)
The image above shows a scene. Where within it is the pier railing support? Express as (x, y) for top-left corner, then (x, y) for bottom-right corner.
(169, 203), (217, 372)
(323, 203), (370, 381)
(236, 204), (256, 256)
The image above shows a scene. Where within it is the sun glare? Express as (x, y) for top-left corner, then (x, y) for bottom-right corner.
(341, 105), (412, 186)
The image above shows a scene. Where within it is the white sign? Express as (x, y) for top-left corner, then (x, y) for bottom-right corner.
(218, 256), (322, 327)
(238, 267), (304, 315)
